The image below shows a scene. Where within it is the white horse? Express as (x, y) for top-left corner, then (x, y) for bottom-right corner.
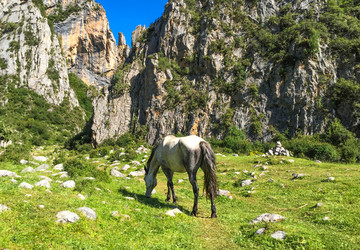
(144, 135), (217, 218)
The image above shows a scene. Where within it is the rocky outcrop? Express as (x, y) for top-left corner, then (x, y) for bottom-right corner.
(0, 0), (78, 106)
(89, 0), (360, 145)
(45, 0), (126, 86)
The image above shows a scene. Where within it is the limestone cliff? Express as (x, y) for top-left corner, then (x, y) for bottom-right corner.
(45, 0), (129, 86)
(0, 0), (78, 106)
(90, 0), (360, 145)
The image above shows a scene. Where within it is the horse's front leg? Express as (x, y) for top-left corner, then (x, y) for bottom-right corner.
(189, 174), (199, 216)
(162, 166), (177, 204)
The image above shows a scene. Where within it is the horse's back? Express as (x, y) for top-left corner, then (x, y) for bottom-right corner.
(158, 135), (205, 173)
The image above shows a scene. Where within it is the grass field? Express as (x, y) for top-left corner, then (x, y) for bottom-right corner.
(0, 147), (359, 249)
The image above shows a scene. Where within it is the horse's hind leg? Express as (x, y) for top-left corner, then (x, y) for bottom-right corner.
(188, 172), (199, 216)
(161, 166), (177, 204)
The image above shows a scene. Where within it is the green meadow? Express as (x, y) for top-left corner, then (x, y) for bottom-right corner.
(0, 147), (359, 249)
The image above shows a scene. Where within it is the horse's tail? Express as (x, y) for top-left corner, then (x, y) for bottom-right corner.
(199, 141), (217, 199)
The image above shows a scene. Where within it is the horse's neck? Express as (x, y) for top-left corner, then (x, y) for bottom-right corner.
(148, 159), (160, 177)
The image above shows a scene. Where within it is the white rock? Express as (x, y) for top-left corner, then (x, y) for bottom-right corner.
(129, 169), (146, 177)
(60, 173), (69, 178)
(83, 177), (95, 180)
(0, 204), (10, 212)
(19, 182), (33, 189)
(241, 179), (253, 187)
(123, 214), (130, 220)
(77, 194), (86, 200)
(35, 164), (50, 172)
(111, 211), (120, 217)
(21, 167), (36, 173)
(53, 164), (64, 171)
(271, 231), (287, 240)
(121, 164), (131, 171)
(131, 161), (141, 166)
(110, 162), (120, 166)
(32, 156), (48, 162)
(102, 201), (106, 204)
(328, 177), (335, 182)
(322, 216), (330, 221)
(38, 205), (45, 209)
(249, 213), (286, 224)
(35, 180), (51, 189)
(288, 159), (294, 163)
(20, 159), (28, 164)
(111, 168), (126, 178)
(151, 189), (156, 194)
(10, 178), (17, 183)
(255, 228), (266, 235)
(56, 211), (80, 223)
(39, 176), (52, 182)
(0, 170), (19, 178)
(177, 179), (184, 183)
(60, 180), (75, 188)
(125, 197), (135, 200)
(46, 189), (52, 193)
(217, 189), (231, 197)
(165, 208), (182, 217)
(77, 207), (97, 220)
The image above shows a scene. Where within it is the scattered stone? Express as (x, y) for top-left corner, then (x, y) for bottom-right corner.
(60, 173), (69, 178)
(39, 176), (52, 182)
(328, 177), (335, 182)
(243, 170), (249, 173)
(151, 189), (156, 194)
(217, 189), (232, 198)
(288, 159), (295, 163)
(315, 160), (322, 163)
(121, 164), (131, 171)
(259, 172), (266, 177)
(102, 201), (106, 204)
(322, 216), (330, 221)
(21, 167), (35, 173)
(215, 153), (226, 157)
(315, 203), (323, 208)
(255, 228), (266, 235)
(267, 142), (290, 157)
(268, 178), (274, 183)
(123, 214), (130, 220)
(111, 167), (126, 178)
(35, 180), (51, 189)
(177, 179), (184, 183)
(280, 183), (285, 188)
(60, 180), (75, 188)
(234, 172), (241, 175)
(271, 231), (287, 240)
(0, 170), (19, 178)
(131, 161), (141, 166)
(38, 205), (45, 209)
(77, 207), (97, 220)
(25, 194), (32, 197)
(20, 159), (28, 164)
(136, 145), (148, 154)
(233, 154), (239, 157)
(165, 208), (182, 217)
(241, 179), (253, 187)
(110, 162), (120, 166)
(32, 156), (48, 162)
(292, 173), (306, 179)
(56, 211), (80, 223)
(129, 169), (146, 177)
(125, 197), (135, 200)
(46, 189), (52, 193)
(249, 213), (285, 224)
(95, 187), (101, 191)
(83, 177), (95, 181)
(77, 194), (86, 200)
(53, 164), (64, 171)
(35, 164), (50, 172)
(0, 204), (10, 212)
(10, 178), (17, 183)
(19, 182), (33, 189)
(111, 211), (120, 217)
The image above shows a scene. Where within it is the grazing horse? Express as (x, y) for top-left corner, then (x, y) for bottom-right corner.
(144, 135), (217, 218)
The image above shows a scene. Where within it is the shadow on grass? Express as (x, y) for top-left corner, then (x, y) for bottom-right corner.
(118, 188), (192, 216)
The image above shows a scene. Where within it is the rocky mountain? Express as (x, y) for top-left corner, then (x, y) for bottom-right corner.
(0, 0), (77, 106)
(91, 0), (360, 145)
(44, 0), (129, 86)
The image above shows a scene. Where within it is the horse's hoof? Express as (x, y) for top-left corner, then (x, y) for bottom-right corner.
(211, 213), (217, 218)
(191, 211), (197, 217)
(165, 199), (170, 203)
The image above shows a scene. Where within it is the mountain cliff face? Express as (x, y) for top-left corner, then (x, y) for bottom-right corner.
(44, 0), (129, 86)
(92, 0), (360, 145)
(0, 0), (77, 106)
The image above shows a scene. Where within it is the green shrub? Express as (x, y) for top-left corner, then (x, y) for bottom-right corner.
(0, 58), (7, 70)
(64, 157), (110, 182)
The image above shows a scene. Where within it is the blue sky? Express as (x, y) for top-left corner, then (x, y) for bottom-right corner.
(96, 0), (168, 46)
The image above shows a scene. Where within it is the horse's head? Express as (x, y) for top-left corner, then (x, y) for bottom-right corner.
(144, 167), (157, 198)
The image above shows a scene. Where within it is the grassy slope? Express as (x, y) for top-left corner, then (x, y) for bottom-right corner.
(0, 148), (359, 249)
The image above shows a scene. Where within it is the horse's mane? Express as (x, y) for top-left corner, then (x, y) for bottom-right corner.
(146, 143), (159, 170)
